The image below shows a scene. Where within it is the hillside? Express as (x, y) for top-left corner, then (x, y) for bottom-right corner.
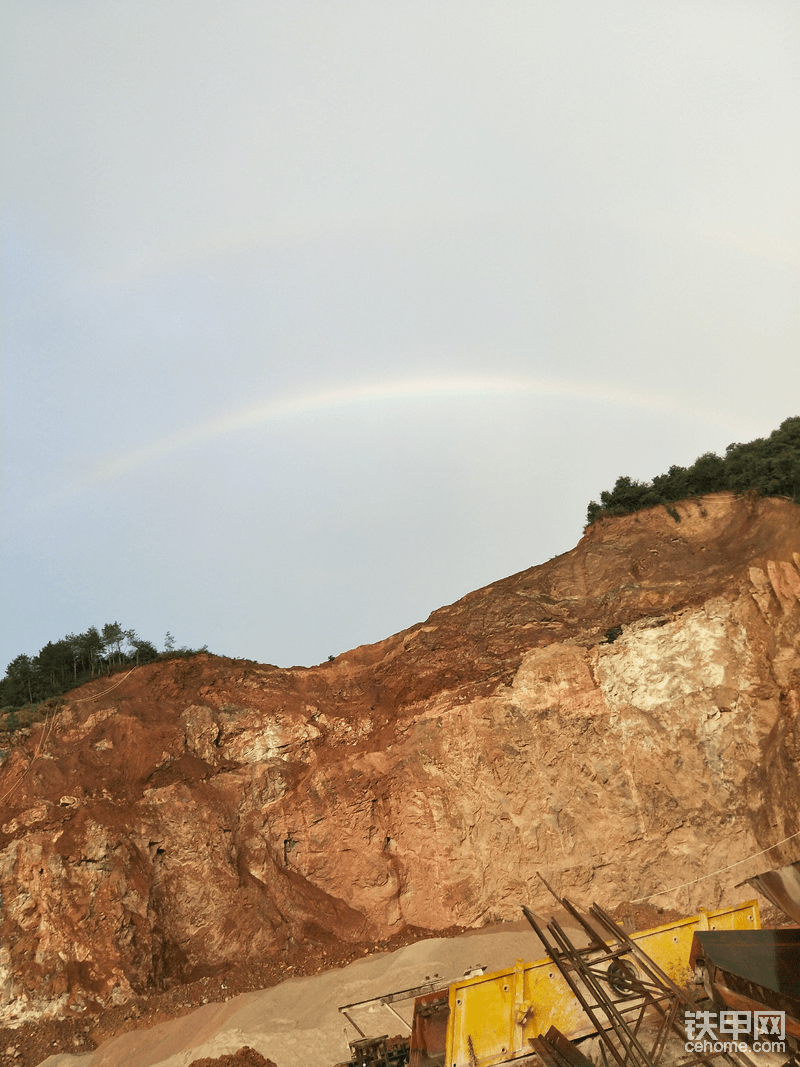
(0, 492), (798, 1058)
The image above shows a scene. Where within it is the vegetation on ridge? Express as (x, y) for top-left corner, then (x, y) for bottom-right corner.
(0, 624), (208, 714)
(586, 416), (800, 525)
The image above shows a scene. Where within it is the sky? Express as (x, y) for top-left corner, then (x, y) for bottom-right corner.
(1, 1), (798, 671)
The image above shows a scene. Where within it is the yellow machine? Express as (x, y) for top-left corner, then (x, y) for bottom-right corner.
(339, 900), (760, 1067)
(444, 900), (760, 1067)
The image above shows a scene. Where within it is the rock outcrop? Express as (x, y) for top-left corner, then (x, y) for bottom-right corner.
(1, 493), (798, 1026)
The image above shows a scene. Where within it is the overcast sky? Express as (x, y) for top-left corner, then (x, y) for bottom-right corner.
(1, 1), (798, 671)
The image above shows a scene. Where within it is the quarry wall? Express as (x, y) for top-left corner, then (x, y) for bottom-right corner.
(0, 493), (798, 1026)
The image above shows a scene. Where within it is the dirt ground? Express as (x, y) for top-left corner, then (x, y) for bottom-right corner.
(8, 897), (792, 1067)
(27, 917), (575, 1067)
(188, 1049), (277, 1067)
(4, 894), (790, 1067)
(3, 924), (463, 1067)
(18, 899), (742, 1067)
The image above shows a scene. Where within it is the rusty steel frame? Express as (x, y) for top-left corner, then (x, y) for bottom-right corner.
(523, 883), (759, 1067)
(339, 977), (454, 1038)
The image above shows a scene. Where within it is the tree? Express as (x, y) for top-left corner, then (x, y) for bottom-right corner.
(129, 636), (158, 665)
(77, 627), (104, 676)
(686, 452), (726, 495)
(586, 417), (800, 524)
(36, 640), (73, 690)
(1, 654), (36, 706)
(0, 620), (195, 713)
(101, 622), (125, 667)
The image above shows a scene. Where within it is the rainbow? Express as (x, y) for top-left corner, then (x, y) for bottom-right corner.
(74, 374), (751, 490)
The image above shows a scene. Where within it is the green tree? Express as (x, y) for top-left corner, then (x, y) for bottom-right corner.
(587, 416), (800, 524)
(129, 635), (158, 665)
(687, 452), (726, 495)
(77, 626), (104, 676)
(101, 622), (125, 667)
(0, 654), (36, 706)
(0, 620), (182, 713)
(36, 639), (73, 691)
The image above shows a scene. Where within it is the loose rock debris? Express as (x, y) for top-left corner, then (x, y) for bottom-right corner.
(189, 1048), (277, 1067)
(1, 926), (464, 1067)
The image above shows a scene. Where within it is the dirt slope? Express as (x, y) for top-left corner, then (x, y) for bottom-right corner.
(37, 920), (589, 1067)
(1, 492), (798, 1043)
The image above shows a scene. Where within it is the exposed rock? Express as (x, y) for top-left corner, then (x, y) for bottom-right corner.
(0, 492), (798, 1027)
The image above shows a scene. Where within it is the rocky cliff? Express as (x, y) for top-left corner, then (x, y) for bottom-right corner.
(1, 492), (798, 1028)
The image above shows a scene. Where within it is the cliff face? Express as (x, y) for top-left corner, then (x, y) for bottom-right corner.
(1, 493), (798, 1026)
